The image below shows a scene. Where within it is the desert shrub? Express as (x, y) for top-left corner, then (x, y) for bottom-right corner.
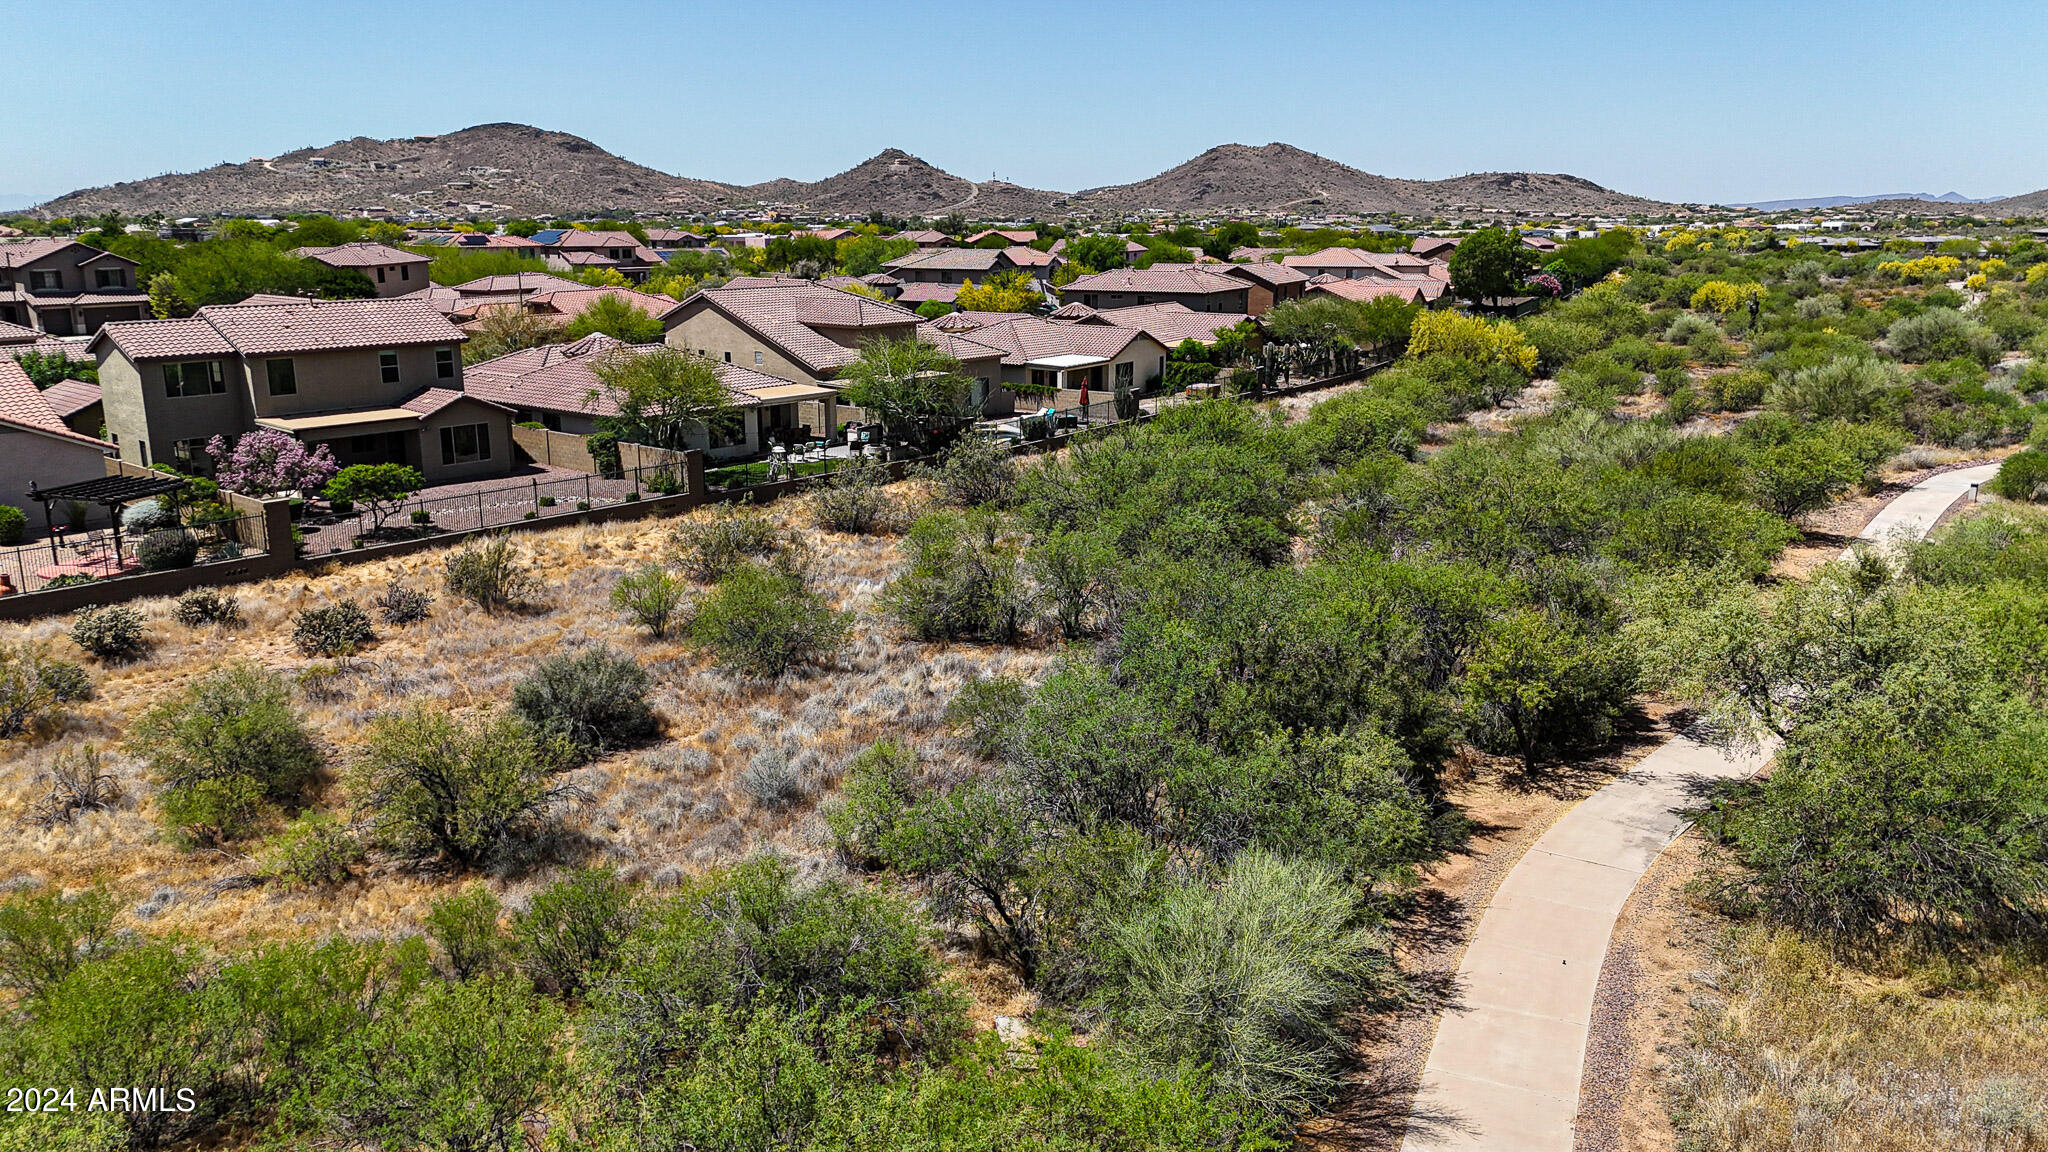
(260, 811), (361, 891)
(944, 676), (1030, 760)
(1687, 327), (1734, 365)
(290, 600), (373, 657)
(443, 534), (542, 612)
(0, 887), (118, 998)
(0, 504), (25, 545)
(690, 562), (851, 677)
(305, 972), (564, 1152)
(1665, 384), (1704, 424)
(68, 605), (146, 661)
(171, 586), (240, 627)
(1989, 449), (2048, 502)
(1702, 691), (2048, 949)
(1665, 311), (1721, 344)
(1767, 356), (1906, 423)
(1462, 609), (1636, 771)
(1702, 367), (1770, 410)
(0, 641), (92, 739)
(1796, 293), (1844, 320)
(119, 498), (176, 534)
(824, 740), (923, 860)
(1516, 315), (1601, 375)
(350, 704), (574, 870)
(740, 747), (807, 809)
(1888, 306), (2000, 364)
(372, 580), (431, 624)
(670, 503), (782, 581)
(510, 646), (658, 763)
(21, 744), (121, 829)
(881, 510), (1033, 642)
(812, 455), (905, 534)
(125, 662), (322, 845)
(424, 884), (508, 981)
(1291, 390), (1424, 466)
(1099, 851), (1394, 1119)
(927, 433), (1020, 508)
(1557, 350), (1639, 408)
(136, 528), (197, 571)
(513, 868), (637, 999)
(609, 565), (688, 637)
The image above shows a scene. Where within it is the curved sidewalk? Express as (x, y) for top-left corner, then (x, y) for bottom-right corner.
(1400, 462), (2000, 1152)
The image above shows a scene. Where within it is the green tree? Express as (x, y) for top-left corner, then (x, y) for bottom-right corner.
(350, 704), (575, 870)
(835, 336), (972, 453)
(124, 662), (322, 844)
(561, 292), (665, 343)
(1463, 610), (1633, 772)
(590, 345), (735, 452)
(324, 463), (422, 534)
(1061, 234), (1130, 273)
(1447, 226), (1535, 307)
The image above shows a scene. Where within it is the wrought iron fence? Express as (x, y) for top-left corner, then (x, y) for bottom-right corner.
(0, 513), (262, 596)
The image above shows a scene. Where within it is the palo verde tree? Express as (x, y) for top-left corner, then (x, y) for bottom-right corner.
(836, 335), (972, 455)
(589, 345), (737, 452)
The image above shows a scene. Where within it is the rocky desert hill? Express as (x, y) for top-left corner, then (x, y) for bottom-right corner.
(31, 124), (1678, 220)
(36, 123), (739, 218)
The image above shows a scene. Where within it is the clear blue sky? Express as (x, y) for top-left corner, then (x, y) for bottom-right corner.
(3, 0), (2044, 207)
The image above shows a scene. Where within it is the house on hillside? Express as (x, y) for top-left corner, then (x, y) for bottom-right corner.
(664, 276), (934, 430)
(1208, 261), (1308, 315)
(0, 358), (116, 527)
(1057, 266), (1251, 314)
(0, 239), (148, 335)
(291, 242), (433, 297)
(89, 297), (511, 483)
(642, 227), (709, 249)
(464, 332), (834, 455)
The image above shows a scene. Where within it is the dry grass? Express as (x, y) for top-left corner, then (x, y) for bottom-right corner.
(0, 495), (1051, 950)
(1667, 924), (2048, 1151)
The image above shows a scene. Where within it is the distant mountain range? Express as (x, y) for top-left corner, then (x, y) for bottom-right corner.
(26, 123), (1682, 220)
(1735, 191), (1999, 211)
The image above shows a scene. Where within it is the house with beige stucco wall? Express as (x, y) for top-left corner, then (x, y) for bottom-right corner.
(89, 297), (511, 485)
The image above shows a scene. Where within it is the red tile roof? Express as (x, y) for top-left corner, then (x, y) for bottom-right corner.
(290, 241), (430, 267)
(1002, 245), (1057, 269)
(452, 272), (588, 296)
(920, 313), (1157, 367)
(464, 334), (819, 416)
(884, 247), (1012, 273)
(1059, 265), (1250, 297)
(0, 358), (112, 449)
(398, 387), (503, 417)
(692, 277), (923, 375)
(1306, 279), (1431, 304)
(194, 296), (468, 356)
(0, 238), (135, 269)
(40, 377), (101, 418)
(893, 283), (961, 304)
(89, 317), (238, 362)
(1213, 261), (1310, 288)
(0, 318), (40, 345)
(1079, 302), (1252, 347)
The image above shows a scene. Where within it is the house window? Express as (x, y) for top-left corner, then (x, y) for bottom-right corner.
(723, 351), (731, 362)
(94, 267), (126, 289)
(163, 360), (225, 397)
(267, 359), (297, 396)
(440, 422), (491, 464)
(28, 270), (60, 291)
(401, 265), (411, 281)
(171, 438), (208, 465)
(753, 350), (763, 365)
(379, 350), (400, 383)
(1115, 362), (1133, 390)
(138, 440), (150, 465)
(436, 347), (455, 379)
(377, 267), (387, 283)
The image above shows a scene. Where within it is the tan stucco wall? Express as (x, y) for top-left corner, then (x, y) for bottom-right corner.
(0, 427), (113, 520)
(665, 309), (827, 389)
(98, 348), (252, 467)
(245, 343), (462, 420)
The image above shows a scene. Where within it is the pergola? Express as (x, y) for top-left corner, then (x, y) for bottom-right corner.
(25, 473), (190, 567)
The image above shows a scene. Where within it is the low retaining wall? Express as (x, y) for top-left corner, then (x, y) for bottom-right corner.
(511, 426), (598, 471)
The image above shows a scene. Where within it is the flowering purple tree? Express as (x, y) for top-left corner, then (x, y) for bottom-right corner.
(1528, 272), (1563, 298)
(206, 430), (340, 498)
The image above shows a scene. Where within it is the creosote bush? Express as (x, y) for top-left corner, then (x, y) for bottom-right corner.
(669, 503), (780, 582)
(927, 433), (1021, 507)
(350, 704), (575, 870)
(68, 605), (146, 662)
(124, 661), (322, 845)
(689, 561), (851, 678)
(609, 565), (688, 637)
(444, 534), (543, 612)
(261, 811), (361, 891)
(22, 744), (120, 829)
(509, 646), (658, 764)
(291, 600), (374, 657)
(811, 454), (905, 534)
(882, 509), (1033, 642)
(0, 641), (92, 739)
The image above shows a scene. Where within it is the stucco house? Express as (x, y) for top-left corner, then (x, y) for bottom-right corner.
(1057, 265), (1251, 314)
(291, 242), (433, 298)
(89, 297), (512, 484)
(0, 358), (116, 525)
(0, 239), (149, 335)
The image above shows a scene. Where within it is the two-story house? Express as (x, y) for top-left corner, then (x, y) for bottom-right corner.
(529, 230), (665, 282)
(88, 297), (511, 484)
(0, 239), (148, 335)
(290, 242), (433, 297)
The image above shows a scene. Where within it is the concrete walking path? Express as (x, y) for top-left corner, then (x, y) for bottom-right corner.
(1400, 461), (2001, 1152)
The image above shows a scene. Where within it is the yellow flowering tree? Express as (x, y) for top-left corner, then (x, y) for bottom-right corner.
(1407, 311), (1538, 376)
(1689, 281), (1763, 316)
(954, 270), (1041, 313)
(1876, 255), (1961, 284)
(1966, 274), (1989, 291)
(2026, 263), (2048, 288)
(1980, 258), (2010, 279)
